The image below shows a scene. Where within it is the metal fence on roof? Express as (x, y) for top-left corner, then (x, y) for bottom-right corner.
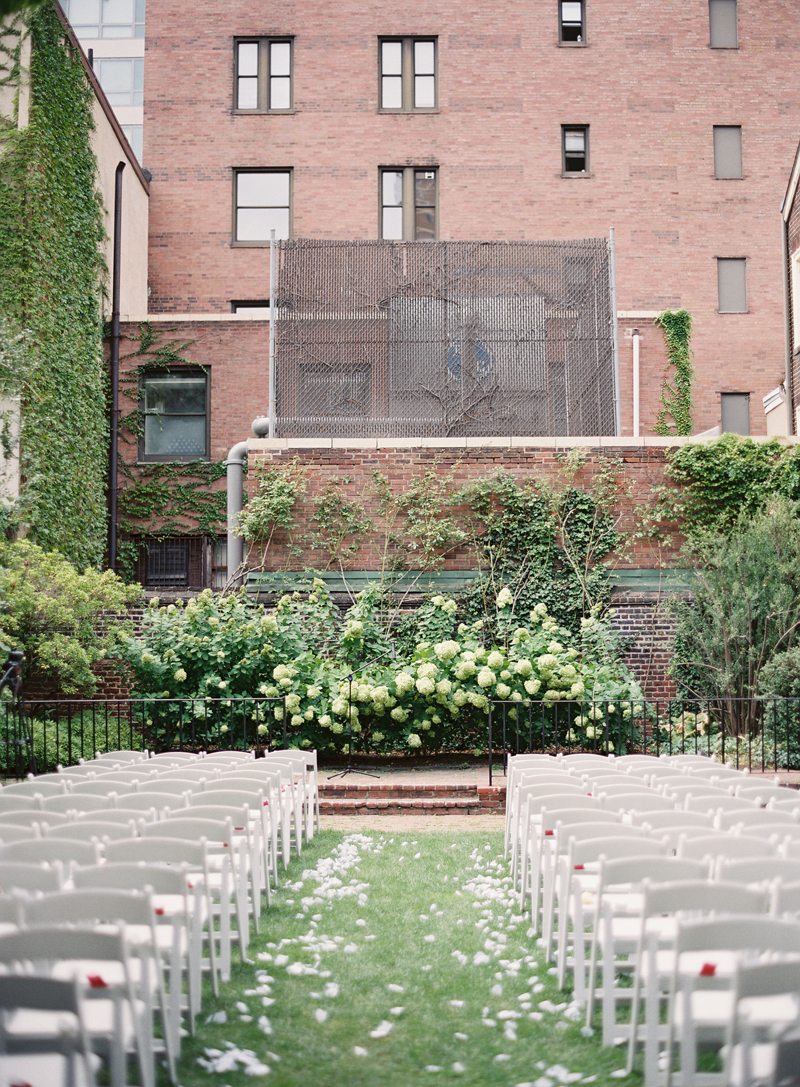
(274, 238), (618, 438)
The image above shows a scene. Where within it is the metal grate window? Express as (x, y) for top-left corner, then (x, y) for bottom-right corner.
(134, 537), (209, 590)
(717, 257), (747, 313)
(709, 0), (737, 48)
(713, 126), (742, 179)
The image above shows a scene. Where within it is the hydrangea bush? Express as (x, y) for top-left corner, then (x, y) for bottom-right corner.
(116, 582), (645, 754)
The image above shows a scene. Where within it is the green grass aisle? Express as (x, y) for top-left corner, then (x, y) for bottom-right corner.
(174, 830), (637, 1086)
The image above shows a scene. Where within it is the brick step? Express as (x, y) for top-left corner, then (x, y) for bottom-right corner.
(320, 796), (496, 816)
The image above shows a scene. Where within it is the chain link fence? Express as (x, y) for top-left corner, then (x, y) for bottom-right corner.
(275, 238), (617, 438)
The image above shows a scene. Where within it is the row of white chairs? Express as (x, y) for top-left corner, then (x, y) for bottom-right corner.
(504, 752), (800, 1086)
(0, 745), (320, 1087)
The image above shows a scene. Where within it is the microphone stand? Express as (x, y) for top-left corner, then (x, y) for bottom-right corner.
(328, 641), (395, 780)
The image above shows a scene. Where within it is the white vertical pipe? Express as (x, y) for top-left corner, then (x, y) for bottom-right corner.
(268, 229), (276, 439)
(632, 328), (641, 438)
(608, 227), (622, 436)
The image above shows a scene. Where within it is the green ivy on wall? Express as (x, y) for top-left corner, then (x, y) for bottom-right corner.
(116, 322), (227, 574)
(654, 309), (693, 437)
(0, 6), (108, 568)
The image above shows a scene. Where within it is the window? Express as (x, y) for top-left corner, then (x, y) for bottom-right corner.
(717, 257), (747, 313)
(559, 1), (585, 43)
(709, 0), (737, 48)
(235, 39), (292, 111)
(139, 371), (208, 461)
(94, 58), (143, 106)
(380, 167), (437, 240)
(134, 536), (211, 590)
(721, 392), (750, 434)
(121, 124), (142, 162)
(562, 126), (589, 174)
(713, 125), (742, 179)
(791, 253), (800, 350)
(232, 301), (270, 315)
(379, 38), (436, 111)
(64, 0), (145, 39)
(234, 170), (291, 243)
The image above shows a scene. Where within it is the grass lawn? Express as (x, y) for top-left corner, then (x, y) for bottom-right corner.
(171, 829), (641, 1086)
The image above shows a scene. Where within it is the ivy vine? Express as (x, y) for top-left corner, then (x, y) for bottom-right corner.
(654, 309), (693, 436)
(0, 6), (108, 567)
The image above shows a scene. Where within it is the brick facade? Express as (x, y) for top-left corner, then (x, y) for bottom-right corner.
(139, 0), (800, 436)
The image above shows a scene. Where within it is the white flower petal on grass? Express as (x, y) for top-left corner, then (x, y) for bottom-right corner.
(555, 1021), (569, 1031)
(389, 1007), (405, 1016)
(323, 982), (339, 998)
(454, 1031), (468, 1040)
(494, 1054), (511, 1062)
(482, 1018), (497, 1027)
(414, 852), (421, 859)
(258, 1016), (273, 1034)
(452, 1063), (466, 1073)
(490, 984), (503, 996)
(424, 934), (436, 943)
(498, 1010), (521, 1019)
(473, 952), (490, 965)
(206, 1010), (227, 1023)
(421, 965), (433, 972)
(369, 1020), (394, 1039)
(239, 1014), (252, 1022)
(355, 919), (366, 927)
(609, 1072), (629, 1079)
(449, 1000), (464, 1008)
(343, 943), (358, 953)
(257, 952), (273, 961)
(579, 1025), (594, 1037)
(235, 1001), (249, 1013)
(424, 1066), (442, 1073)
(261, 997), (275, 1007)
(419, 914), (429, 921)
(580, 1078), (597, 1084)
(353, 1046), (368, 1057)
(534, 1080), (554, 1087)
(286, 963), (306, 975)
(314, 1009), (328, 1023)
(274, 954), (289, 966)
(365, 934), (377, 941)
(387, 983), (405, 993)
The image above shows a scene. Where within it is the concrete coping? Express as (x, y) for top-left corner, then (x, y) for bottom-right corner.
(246, 435), (800, 453)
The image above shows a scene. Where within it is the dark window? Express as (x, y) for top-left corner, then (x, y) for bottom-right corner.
(235, 39), (292, 111)
(232, 301), (270, 315)
(379, 38), (437, 111)
(562, 126), (589, 174)
(380, 167), (438, 240)
(139, 371), (209, 461)
(721, 392), (750, 434)
(233, 170), (291, 243)
(134, 536), (210, 590)
(709, 0), (737, 48)
(717, 257), (747, 313)
(560, 1), (585, 43)
(713, 125), (742, 179)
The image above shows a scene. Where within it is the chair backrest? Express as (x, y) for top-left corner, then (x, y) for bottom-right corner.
(45, 820), (137, 842)
(69, 780), (136, 798)
(166, 803), (248, 828)
(0, 810), (69, 827)
(113, 791), (186, 812)
(0, 925), (131, 973)
(531, 794), (601, 818)
(675, 914), (800, 955)
(0, 795), (37, 813)
(104, 835), (208, 868)
(0, 822), (40, 843)
(141, 816), (230, 844)
(1, 780), (67, 798)
(684, 793), (756, 813)
(149, 768), (217, 785)
(203, 750), (255, 762)
(77, 808), (157, 825)
(569, 835), (667, 867)
(40, 792), (116, 814)
(147, 751), (199, 762)
(663, 783), (728, 801)
(637, 810), (713, 830)
(92, 768), (159, 783)
(717, 807), (798, 831)
(73, 862), (191, 896)
(642, 878), (769, 920)
(688, 764), (749, 781)
(598, 855), (709, 890)
(772, 880), (800, 917)
(0, 861), (62, 894)
(23, 888), (155, 929)
(665, 755), (718, 767)
(677, 833), (775, 863)
(718, 857), (800, 886)
(607, 792), (678, 814)
(136, 780), (195, 798)
(559, 753), (613, 767)
(613, 755), (663, 769)
(0, 837), (101, 866)
(194, 787), (267, 811)
(89, 750), (147, 764)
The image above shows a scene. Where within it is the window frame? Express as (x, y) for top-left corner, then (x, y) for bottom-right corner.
(232, 168), (292, 246)
(720, 392), (751, 435)
(713, 125), (743, 179)
(716, 257), (748, 314)
(562, 125), (590, 176)
(709, 0), (738, 49)
(233, 37), (294, 113)
(379, 166), (439, 241)
(138, 368), (210, 464)
(378, 37), (438, 113)
(231, 301), (271, 315)
(558, 0), (586, 45)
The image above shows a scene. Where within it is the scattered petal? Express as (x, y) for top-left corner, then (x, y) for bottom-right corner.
(353, 1046), (368, 1057)
(314, 1009), (328, 1023)
(369, 1020), (394, 1039)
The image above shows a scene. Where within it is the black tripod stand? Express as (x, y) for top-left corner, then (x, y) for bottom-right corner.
(327, 641), (395, 780)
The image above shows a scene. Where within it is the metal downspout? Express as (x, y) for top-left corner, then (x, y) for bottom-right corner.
(226, 440), (249, 586)
(782, 212), (794, 434)
(108, 161), (125, 571)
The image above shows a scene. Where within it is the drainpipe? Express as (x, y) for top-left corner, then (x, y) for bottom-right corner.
(226, 440), (248, 586)
(108, 161), (125, 572)
(782, 211), (794, 434)
(632, 328), (641, 438)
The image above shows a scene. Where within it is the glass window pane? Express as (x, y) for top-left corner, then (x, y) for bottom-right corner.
(713, 125), (742, 179)
(237, 172), (290, 208)
(69, 0), (101, 22)
(381, 41), (402, 75)
(564, 130), (585, 152)
(562, 1), (582, 21)
(414, 75), (435, 108)
(414, 41), (435, 75)
(383, 206), (403, 240)
(102, 0), (133, 23)
(415, 172), (436, 207)
(145, 376), (206, 414)
(415, 207), (436, 241)
(122, 125), (142, 161)
(97, 59), (131, 93)
(382, 76), (402, 109)
(102, 25), (133, 37)
(270, 76), (291, 110)
(145, 415), (206, 456)
(72, 25), (101, 37)
(382, 171), (403, 206)
(262, 206), (290, 240)
(709, 0), (737, 47)
(718, 258), (747, 312)
(238, 42), (258, 77)
(237, 208), (270, 240)
(134, 57), (144, 89)
(270, 41), (291, 76)
(237, 78), (258, 110)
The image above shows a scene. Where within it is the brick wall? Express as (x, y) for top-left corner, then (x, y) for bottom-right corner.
(611, 592), (680, 702)
(140, 0), (800, 436)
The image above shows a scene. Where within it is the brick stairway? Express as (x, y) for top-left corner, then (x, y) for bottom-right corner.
(319, 781), (505, 817)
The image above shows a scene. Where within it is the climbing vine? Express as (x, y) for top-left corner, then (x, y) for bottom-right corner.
(654, 309), (693, 436)
(115, 322), (227, 575)
(0, 6), (108, 567)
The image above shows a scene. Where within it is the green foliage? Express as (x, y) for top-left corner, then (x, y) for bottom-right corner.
(0, 539), (140, 695)
(0, 710), (145, 775)
(0, 7), (108, 566)
(307, 479), (372, 569)
(236, 460), (306, 572)
(654, 309), (693, 436)
(117, 586), (644, 755)
(0, 0), (46, 17)
(669, 497), (800, 731)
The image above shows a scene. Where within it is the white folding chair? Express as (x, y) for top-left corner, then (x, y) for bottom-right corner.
(723, 960), (800, 1087)
(41, 793), (119, 815)
(191, 786), (275, 903)
(2, 779), (68, 798)
(44, 820), (137, 844)
(0, 795), (38, 814)
(504, 755), (566, 855)
(718, 856), (800, 887)
(0, 861), (63, 895)
(511, 779), (587, 888)
(717, 807), (799, 833)
(677, 834), (776, 864)
(0, 838), (102, 868)
(0, 974), (97, 1087)
(0, 821), (41, 843)
(84, 751), (148, 765)
(219, 767), (288, 875)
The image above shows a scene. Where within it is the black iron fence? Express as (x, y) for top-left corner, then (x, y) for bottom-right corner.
(488, 697), (800, 784)
(0, 697), (287, 777)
